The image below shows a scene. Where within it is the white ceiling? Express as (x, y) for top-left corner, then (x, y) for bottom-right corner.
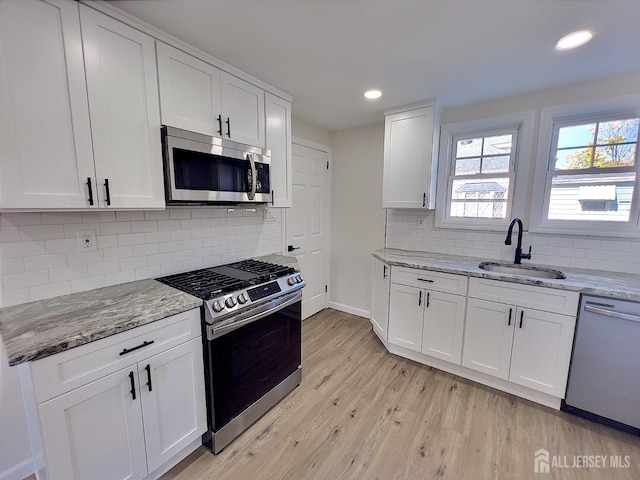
(110, 0), (640, 131)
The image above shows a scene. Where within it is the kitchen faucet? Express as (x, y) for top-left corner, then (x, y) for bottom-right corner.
(504, 217), (532, 264)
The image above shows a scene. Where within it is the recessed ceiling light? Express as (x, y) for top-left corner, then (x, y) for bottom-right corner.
(364, 89), (382, 100)
(555, 30), (593, 50)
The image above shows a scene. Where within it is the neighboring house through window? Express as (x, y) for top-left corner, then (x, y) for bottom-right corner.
(530, 95), (640, 237)
(435, 112), (535, 230)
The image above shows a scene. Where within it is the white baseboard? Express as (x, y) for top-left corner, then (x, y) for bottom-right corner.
(0, 458), (34, 480)
(328, 301), (370, 319)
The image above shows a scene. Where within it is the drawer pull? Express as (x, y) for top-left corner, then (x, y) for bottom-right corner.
(418, 291), (422, 306)
(120, 340), (154, 356)
(508, 308), (512, 326)
(519, 310), (524, 329)
(145, 364), (153, 392)
(417, 278), (434, 283)
(129, 371), (136, 400)
(426, 292), (430, 308)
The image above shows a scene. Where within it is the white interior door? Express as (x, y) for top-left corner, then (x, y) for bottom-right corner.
(285, 142), (329, 319)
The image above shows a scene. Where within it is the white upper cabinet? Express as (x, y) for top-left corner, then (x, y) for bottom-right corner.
(0, 0), (164, 210)
(265, 92), (292, 207)
(220, 71), (265, 147)
(156, 42), (222, 136)
(80, 5), (164, 209)
(157, 43), (266, 148)
(0, 0), (95, 209)
(382, 101), (440, 209)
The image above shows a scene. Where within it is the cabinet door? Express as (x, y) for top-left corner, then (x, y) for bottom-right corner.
(388, 284), (424, 352)
(140, 338), (206, 473)
(0, 0), (95, 209)
(80, 5), (164, 209)
(220, 71), (265, 147)
(422, 291), (466, 364)
(265, 92), (292, 207)
(462, 298), (514, 380)
(156, 42), (222, 136)
(382, 106), (436, 209)
(370, 258), (391, 341)
(509, 308), (576, 397)
(39, 367), (147, 480)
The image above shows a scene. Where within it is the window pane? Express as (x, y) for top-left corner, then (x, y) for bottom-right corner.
(547, 172), (635, 222)
(594, 145), (636, 167)
(557, 123), (596, 149)
(450, 200), (507, 219)
(555, 148), (592, 170)
(596, 119), (639, 145)
(483, 134), (512, 155)
(481, 155), (510, 174)
(455, 157), (480, 175)
(452, 177), (510, 201)
(456, 138), (482, 158)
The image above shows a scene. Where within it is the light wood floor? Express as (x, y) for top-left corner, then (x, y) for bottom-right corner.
(157, 308), (638, 479)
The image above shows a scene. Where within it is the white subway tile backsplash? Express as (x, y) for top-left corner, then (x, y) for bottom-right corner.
(385, 210), (640, 275)
(0, 207), (282, 307)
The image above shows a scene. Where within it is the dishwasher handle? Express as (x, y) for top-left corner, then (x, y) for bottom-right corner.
(584, 305), (640, 323)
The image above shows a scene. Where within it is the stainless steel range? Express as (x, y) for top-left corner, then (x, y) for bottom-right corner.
(157, 259), (305, 453)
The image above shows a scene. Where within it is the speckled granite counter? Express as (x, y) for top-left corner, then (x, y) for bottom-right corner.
(373, 248), (640, 302)
(0, 280), (202, 366)
(254, 253), (300, 272)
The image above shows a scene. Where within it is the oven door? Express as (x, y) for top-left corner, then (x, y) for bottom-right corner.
(162, 126), (271, 204)
(205, 292), (302, 436)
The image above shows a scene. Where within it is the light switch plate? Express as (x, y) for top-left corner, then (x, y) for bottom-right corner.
(77, 230), (97, 252)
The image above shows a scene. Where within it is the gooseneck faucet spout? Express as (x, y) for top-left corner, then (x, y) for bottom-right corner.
(505, 218), (532, 264)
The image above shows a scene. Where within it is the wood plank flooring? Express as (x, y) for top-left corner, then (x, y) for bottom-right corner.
(157, 308), (638, 480)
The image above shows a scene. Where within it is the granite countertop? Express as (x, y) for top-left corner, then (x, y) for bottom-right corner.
(0, 280), (202, 366)
(373, 248), (640, 302)
(0, 253), (300, 367)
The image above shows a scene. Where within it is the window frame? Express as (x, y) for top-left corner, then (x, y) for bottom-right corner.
(435, 111), (535, 231)
(530, 94), (640, 237)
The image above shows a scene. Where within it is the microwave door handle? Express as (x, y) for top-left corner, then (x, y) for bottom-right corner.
(247, 154), (257, 200)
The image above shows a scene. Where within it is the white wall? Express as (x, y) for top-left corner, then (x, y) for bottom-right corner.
(329, 123), (387, 316)
(292, 115), (332, 147)
(386, 71), (640, 274)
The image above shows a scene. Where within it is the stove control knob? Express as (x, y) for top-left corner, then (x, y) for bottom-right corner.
(225, 296), (237, 308)
(287, 277), (296, 286)
(296, 275), (303, 283)
(212, 301), (224, 312)
(237, 293), (249, 304)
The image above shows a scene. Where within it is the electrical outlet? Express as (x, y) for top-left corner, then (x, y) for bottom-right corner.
(77, 230), (97, 252)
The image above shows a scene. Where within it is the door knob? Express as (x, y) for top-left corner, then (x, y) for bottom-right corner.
(287, 245), (301, 252)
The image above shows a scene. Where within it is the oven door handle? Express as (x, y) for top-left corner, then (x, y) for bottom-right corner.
(246, 153), (257, 201)
(208, 290), (302, 340)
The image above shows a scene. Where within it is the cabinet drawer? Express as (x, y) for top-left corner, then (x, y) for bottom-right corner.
(468, 277), (579, 316)
(390, 267), (468, 295)
(30, 308), (201, 403)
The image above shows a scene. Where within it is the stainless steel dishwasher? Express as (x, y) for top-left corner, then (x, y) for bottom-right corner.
(563, 295), (640, 434)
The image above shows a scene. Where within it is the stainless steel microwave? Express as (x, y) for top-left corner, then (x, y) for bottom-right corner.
(161, 126), (271, 204)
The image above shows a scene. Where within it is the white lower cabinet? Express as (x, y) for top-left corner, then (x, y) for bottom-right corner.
(387, 268), (467, 363)
(463, 278), (578, 397)
(21, 309), (206, 480)
(370, 258), (390, 341)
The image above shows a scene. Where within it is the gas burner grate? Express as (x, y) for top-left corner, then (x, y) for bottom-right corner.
(157, 268), (246, 299)
(228, 259), (295, 277)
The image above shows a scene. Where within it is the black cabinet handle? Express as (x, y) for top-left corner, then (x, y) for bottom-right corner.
(423, 192), (426, 207)
(145, 364), (152, 392)
(225, 117), (231, 137)
(217, 114), (223, 135)
(508, 308), (512, 326)
(86, 177), (94, 206)
(426, 292), (430, 308)
(287, 245), (301, 252)
(271, 189), (274, 206)
(418, 291), (422, 306)
(129, 371), (136, 400)
(417, 278), (434, 283)
(519, 310), (524, 328)
(383, 265), (387, 279)
(104, 179), (111, 206)
(119, 340), (154, 356)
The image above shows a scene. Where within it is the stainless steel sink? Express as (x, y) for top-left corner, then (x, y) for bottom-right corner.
(478, 262), (566, 280)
